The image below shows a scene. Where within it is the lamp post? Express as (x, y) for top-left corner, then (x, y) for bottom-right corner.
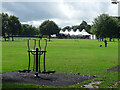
(111, 0), (119, 4)
(111, 0), (119, 19)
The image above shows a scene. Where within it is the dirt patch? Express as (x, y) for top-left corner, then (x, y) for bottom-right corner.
(81, 80), (104, 88)
(1, 71), (97, 86)
(106, 65), (120, 72)
(109, 81), (120, 88)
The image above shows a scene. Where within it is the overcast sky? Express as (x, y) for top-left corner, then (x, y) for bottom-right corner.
(1, 0), (119, 28)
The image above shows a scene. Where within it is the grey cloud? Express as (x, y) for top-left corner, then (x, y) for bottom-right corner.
(2, 1), (117, 27)
(2, 2), (66, 22)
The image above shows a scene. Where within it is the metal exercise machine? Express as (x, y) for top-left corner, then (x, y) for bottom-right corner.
(27, 39), (47, 74)
(27, 39), (55, 77)
(19, 39), (55, 77)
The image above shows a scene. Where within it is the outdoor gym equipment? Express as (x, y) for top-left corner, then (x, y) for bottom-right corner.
(24, 39), (55, 77)
(27, 39), (46, 75)
(19, 39), (55, 77)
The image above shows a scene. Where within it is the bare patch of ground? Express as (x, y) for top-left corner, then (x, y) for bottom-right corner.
(106, 65), (120, 72)
(1, 71), (97, 86)
(81, 80), (104, 88)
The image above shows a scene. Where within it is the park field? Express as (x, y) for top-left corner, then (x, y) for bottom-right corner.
(2, 38), (119, 88)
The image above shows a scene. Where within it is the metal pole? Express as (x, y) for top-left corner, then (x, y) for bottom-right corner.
(44, 39), (47, 51)
(28, 52), (30, 71)
(43, 52), (46, 72)
(39, 39), (41, 50)
(28, 40), (30, 71)
(33, 39), (36, 71)
(43, 39), (47, 72)
(36, 48), (38, 74)
(39, 39), (41, 73)
(33, 55), (35, 71)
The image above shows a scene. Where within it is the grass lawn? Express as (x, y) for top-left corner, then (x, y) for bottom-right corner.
(2, 38), (119, 88)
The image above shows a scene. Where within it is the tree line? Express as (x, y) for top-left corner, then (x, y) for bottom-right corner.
(1, 13), (39, 41)
(1, 13), (119, 41)
(91, 14), (119, 42)
(62, 21), (92, 34)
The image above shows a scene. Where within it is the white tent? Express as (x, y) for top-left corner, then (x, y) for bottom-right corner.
(64, 29), (69, 35)
(59, 30), (65, 34)
(69, 29), (75, 36)
(81, 29), (91, 36)
(75, 29), (82, 36)
(59, 29), (96, 39)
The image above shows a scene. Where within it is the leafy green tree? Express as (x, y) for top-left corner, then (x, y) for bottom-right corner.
(0, 14), (1, 37)
(106, 17), (118, 41)
(91, 14), (118, 41)
(62, 26), (71, 31)
(71, 25), (78, 31)
(32, 26), (39, 35)
(9, 15), (21, 41)
(85, 25), (91, 34)
(71, 21), (87, 31)
(118, 22), (120, 41)
(21, 24), (39, 36)
(71, 21), (90, 32)
(2, 13), (22, 41)
(2, 13), (10, 41)
(80, 21), (87, 26)
(39, 20), (59, 41)
(79, 21), (88, 31)
(113, 16), (120, 41)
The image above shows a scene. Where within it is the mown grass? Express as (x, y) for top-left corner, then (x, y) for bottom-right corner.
(2, 38), (119, 89)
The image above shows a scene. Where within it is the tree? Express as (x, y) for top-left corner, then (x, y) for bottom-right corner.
(21, 24), (39, 36)
(2, 13), (22, 41)
(9, 15), (21, 41)
(91, 14), (119, 41)
(106, 17), (118, 41)
(39, 20), (59, 41)
(85, 25), (91, 34)
(62, 26), (71, 31)
(32, 26), (39, 35)
(71, 25), (78, 31)
(113, 16), (120, 41)
(79, 21), (88, 31)
(80, 21), (87, 26)
(118, 22), (120, 41)
(2, 13), (9, 41)
(1, 13), (22, 41)
(0, 14), (1, 37)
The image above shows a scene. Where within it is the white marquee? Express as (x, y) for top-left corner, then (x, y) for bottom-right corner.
(59, 29), (96, 39)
